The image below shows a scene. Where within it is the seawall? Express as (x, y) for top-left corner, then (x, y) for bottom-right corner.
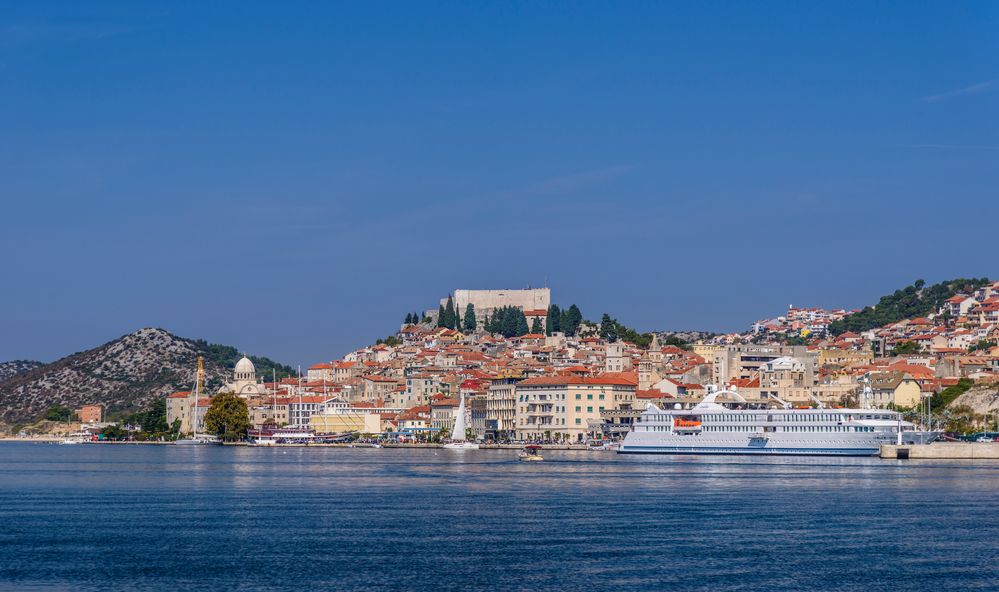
(881, 443), (999, 459)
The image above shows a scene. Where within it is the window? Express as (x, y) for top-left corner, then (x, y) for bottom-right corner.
(575, 418), (581, 424)
(599, 394), (605, 400)
(587, 394), (593, 400)
(575, 394), (581, 400)
(587, 406), (593, 413)
(575, 406), (581, 412)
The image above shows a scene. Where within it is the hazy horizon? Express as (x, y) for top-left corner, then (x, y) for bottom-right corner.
(2, 2), (997, 364)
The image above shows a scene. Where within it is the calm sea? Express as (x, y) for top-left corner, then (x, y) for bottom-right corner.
(1, 443), (997, 591)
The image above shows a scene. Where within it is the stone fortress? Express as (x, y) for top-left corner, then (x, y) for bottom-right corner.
(434, 288), (551, 321)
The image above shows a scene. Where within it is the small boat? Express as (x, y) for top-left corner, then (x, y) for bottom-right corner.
(351, 442), (383, 448)
(518, 445), (544, 462)
(442, 393), (479, 450)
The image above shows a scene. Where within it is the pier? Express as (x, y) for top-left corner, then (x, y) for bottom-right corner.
(881, 443), (999, 460)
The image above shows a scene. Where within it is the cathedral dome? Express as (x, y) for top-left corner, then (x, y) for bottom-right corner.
(234, 356), (256, 381)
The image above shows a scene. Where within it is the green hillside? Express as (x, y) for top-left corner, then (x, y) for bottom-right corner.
(828, 277), (990, 335)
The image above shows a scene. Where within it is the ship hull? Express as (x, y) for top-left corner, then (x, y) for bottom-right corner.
(619, 433), (889, 456)
(619, 445), (878, 456)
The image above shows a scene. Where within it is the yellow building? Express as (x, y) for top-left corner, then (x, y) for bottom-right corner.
(868, 372), (921, 409)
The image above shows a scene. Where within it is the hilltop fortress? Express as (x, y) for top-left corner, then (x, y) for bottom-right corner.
(437, 288), (551, 319)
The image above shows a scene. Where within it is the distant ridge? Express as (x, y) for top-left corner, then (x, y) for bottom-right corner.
(0, 328), (292, 429)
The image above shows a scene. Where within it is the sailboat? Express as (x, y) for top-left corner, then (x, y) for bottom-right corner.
(442, 393), (479, 450)
(175, 356), (220, 445)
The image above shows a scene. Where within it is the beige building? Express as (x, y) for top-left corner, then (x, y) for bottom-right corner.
(759, 356), (812, 405)
(440, 288), (551, 320)
(818, 348), (873, 367)
(712, 344), (813, 385)
(515, 375), (636, 442)
(486, 379), (518, 439)
(165, 391), (211, 434)
(309, 412), (381, 434)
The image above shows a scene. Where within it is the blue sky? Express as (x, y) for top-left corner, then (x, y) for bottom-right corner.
(2, 1), (997, 364)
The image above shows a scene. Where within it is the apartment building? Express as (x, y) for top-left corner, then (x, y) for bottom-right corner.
(515, 375), (636, 442)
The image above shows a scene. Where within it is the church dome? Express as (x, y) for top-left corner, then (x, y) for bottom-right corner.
(234, 356), (256, 381)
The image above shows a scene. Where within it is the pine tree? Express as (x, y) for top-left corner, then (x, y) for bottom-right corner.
(546, 304), (561, 336)
(600, 313), (616, 340)
(437, 304), (446, 328)
(443, 295), (457, 329)
(531, 317), (543, 334)
(561, 304), (583, 336)
(464, 303), (477, 332)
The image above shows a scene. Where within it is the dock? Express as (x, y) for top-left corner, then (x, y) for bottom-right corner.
(881, 443), (999, 460)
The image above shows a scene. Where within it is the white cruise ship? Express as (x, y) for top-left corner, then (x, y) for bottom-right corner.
(620, 386), (915, 456)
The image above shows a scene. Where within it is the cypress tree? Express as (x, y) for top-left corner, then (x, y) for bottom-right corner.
(443, 295), (457, 329)
(437, 304), (446, 328)
(531, 317), (543, 334)
(405, 313), (413, 324)
(464, 303), (477, 332)
(515, 309), (530, 336)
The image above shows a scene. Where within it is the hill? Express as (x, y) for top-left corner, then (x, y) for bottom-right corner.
(828, 277), (990, 335)
(0, 360), (44, 383)
(0, 328), (293, 429)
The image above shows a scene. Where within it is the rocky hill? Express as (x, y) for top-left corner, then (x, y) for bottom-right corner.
(0, 360), (44, 383)
(950, 386), (999, 416)
(0, 328), (290, 429)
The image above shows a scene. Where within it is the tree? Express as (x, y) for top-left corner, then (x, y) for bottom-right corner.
(516, 312), (529, 336)
(600, 313), (616, 341)
(561, 304), (583, 336)
(437, 304), (446, 327)
(463, 303), (477, 332)
(455, 306), (461, 329)
(531, 316), (543, 333)
(44, 405), (75, 423)
(442, 295), (457, 329)
(404, 313), (413, 324)
(892, 341), (922, 355)
(546, 304), (561, 336)
(203, 391), (251, 442)
(414, 312), (421, 325)
(828, 277), (990, 335)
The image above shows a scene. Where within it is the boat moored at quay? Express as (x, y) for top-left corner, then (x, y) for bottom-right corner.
(620, 386), (920, 456)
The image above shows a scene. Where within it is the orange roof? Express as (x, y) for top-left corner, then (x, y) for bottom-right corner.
(167, 391), (191, 398)
(519, 374), (637, 387)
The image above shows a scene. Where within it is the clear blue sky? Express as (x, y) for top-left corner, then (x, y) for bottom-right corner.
(2, 1), (997, 364)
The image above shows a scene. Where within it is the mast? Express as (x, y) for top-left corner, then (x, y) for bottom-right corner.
(193, 355), (203, 436)
(297, 364), (303, 427)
